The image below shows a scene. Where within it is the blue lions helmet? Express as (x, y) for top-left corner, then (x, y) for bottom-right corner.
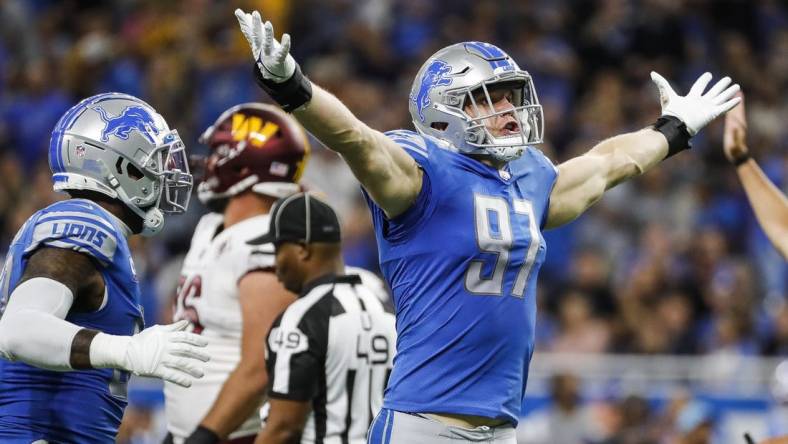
(49, 93), (192, 236)
(408, 42), (544, 162)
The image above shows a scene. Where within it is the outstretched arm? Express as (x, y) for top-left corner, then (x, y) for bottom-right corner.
(723, 93), (788, 258)
(235, 10), (422, 219)
(546, 72), (740, 228)
(293, 85), (422, 218)
(545, 129), (668, 228)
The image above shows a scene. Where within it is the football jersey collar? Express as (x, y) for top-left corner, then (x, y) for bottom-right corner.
(299, 273), (362, 298)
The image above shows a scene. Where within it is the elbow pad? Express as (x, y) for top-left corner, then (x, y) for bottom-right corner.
(0, 278), (79, 370)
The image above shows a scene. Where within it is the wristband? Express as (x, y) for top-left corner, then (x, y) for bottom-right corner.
(184, 426), (220, 444)
(89, 332), (129, 369)
(732, 153), (751, 167)
(253, 62), (313, 112)
(652, 115), (692, 158)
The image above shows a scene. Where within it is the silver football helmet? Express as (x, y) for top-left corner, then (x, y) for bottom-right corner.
(49, 93), (192, 236)
(408, 41), (544, 162)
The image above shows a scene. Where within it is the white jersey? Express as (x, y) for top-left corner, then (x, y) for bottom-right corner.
(165, 212), (275, 440)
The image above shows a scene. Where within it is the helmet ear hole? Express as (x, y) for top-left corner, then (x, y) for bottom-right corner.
(431, 122), (448, 131)
(126, 163), (144, 180)
(115, 158), (124, 175)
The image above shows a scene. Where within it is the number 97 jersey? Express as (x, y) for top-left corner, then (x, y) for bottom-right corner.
(364, 130), (557, 425)
(165, 212), (274, 439)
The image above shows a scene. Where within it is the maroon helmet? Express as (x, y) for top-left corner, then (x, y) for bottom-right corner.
(197, 103), (310, 205)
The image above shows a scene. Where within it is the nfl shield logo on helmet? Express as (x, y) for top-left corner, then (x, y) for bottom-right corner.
(75, 145), (86, 158)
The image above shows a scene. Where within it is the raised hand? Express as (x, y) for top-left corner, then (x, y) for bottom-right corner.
(651, 71), (741, 135)
(235, 9), (296, 83)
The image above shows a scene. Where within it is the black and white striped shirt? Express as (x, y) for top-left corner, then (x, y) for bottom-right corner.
(266, 274), (396, 444)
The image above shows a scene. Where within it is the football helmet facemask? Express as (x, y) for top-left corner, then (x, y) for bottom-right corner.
(409, 41), (544, 162)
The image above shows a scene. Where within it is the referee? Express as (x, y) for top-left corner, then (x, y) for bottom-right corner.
(248, 193), (396, 444)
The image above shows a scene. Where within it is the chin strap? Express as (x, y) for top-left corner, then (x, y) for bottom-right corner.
(140, 207), (165, 237)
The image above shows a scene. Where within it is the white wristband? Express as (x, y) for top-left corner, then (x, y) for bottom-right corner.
(89, 332), (131, 370)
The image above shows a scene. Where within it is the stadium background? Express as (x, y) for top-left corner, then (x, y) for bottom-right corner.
(0, 0), (785, 442)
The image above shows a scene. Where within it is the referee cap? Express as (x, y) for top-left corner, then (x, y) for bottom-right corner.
(248, 192), (341, 245)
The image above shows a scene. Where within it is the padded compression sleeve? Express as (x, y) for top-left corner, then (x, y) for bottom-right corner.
(0, 277), (80, 370)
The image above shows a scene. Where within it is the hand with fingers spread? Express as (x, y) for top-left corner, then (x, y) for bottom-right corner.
(651, 71), (741, 135)
(234, 8), (312, 111)
(235, 9), (296, 83)
(90, 320), (210, 388)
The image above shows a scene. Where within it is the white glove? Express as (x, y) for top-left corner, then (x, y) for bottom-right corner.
(651, 71), (741, 136)
(235, 9), (296, 83)
(90, 320), (210, 388)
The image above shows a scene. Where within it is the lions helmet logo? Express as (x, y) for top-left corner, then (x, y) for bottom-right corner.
(412, 60), (453, 122)
(92, 105), (161, 144)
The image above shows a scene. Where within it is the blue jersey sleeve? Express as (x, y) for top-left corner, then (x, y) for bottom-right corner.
(24, 201), (121, 266)
(361, 130), (438, 243)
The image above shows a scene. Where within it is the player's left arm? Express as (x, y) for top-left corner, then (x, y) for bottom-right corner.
(545, 72), (741, 229)
(253, 398), (311, 444)
(188, 271), (295, 442)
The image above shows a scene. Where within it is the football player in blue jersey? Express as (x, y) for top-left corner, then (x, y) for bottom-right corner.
(235, 10), (741, 444)
(0, 93), (211, 443)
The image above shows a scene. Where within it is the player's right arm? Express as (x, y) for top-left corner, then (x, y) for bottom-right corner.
(234, 9), (422, 219)
(723, 93), (788, 259)
(0, 247), (209, 387)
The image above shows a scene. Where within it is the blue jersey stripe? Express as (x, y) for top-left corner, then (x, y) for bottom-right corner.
(386, 130), (430, 158)
(397, 142), (429, 159)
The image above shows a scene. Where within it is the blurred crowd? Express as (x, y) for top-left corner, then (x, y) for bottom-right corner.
(0, 0), (786, 442)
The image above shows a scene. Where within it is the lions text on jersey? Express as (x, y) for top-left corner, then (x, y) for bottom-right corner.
(364, 130), (556, 424)
(0, 199), (143, 443)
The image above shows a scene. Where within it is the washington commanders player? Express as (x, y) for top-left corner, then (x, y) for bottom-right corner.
(164, 103), (309, 444)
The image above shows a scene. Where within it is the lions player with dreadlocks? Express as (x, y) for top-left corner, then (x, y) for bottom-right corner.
(235, 9), (741, 444)
(0, 93), (209, 443)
